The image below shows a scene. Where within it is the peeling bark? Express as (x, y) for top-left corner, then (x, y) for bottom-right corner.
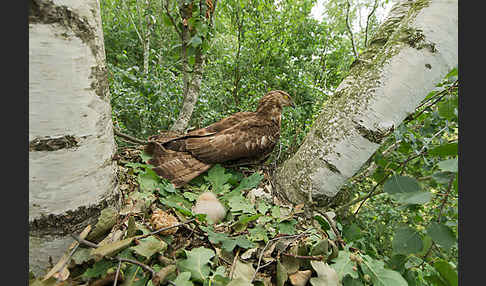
(274, 0), (458, 207)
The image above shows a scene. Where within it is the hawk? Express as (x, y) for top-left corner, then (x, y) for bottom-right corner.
(144, 90), (294, 187)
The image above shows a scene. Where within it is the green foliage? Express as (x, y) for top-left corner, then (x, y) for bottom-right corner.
(177, 247), (215, 282)
(98, 0), (458, 284)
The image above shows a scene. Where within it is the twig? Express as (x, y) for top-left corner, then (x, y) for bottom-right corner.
(139, 218), (196, 239)
(55, 243), (79, 283)
(70, 234), (99, 248)
(353, 152), (425, 215)
(438, 177), (455, 223)
(319, 212), (345, 249)
(229, 248), (241, 280)
(251, 232), (309, 282)
(364, 0), (379, 47)
(345, 0), (358, 59)
(281, 252), (324, 261)
(113, 257), (156, 277)
(113, 128), (148, 145)
(113, 260), (122, 286)
(161, 0), (182, 37)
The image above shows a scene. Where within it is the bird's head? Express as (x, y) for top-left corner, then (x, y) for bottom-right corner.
(260, 90), (295, 109)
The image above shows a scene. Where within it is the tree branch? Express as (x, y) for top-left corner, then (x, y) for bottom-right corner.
(345, 0), (358, 59)
(364, 0), (379, 47)
(162, 0), (182, 37)
(113, 128), (148, 145)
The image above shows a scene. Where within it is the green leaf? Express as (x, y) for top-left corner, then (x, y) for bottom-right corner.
(276, 260), (288, 286)
(177, 247), (215, 282)
(189, 35), (203, 48)
(87, 207), (118, 240)
(361, 256), (408, 286)
(81, 259), (115, 279)
(173, 272), (194, 286)
(138, 168), (161, 192)
(392, 226), (423, 255)
(91, 237), (137, 261)
(278, 219), (297, 234)
(159, 197), (193, 216)
(227, 278), (253, 286)
(232, 260), (255, 282)
(437, 158), (458, 173)
(257, 201), (271, 215)
(330, 251), (358, 280)
(72, 248), (91, 265)
(205, 164), (232, 193)
(429, 143), (458, 157)
(445, 67), (458, 78)
(342, 275), (364, 286)
(343, 223), (363, 241)
(433, 260), (458, 286)
(426, 223), (456, 251)
(131, 236), (167, 259)
(393, 191), (433, 205)
(234, 173), (264, 192)
(183, 192), (199, 202)
(384, 175), (420, 195)
(248, 225), (268, 242)
(228, 194), (256, 214)
(314, 215), (331, 230)
(384, 175), (431, 205)
(310, 261), (340, 286)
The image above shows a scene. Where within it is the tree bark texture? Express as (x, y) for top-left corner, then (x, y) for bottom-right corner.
(275, 0), (458, 207)
(171, 45), (205, 133)
(29, 0), (118, 275)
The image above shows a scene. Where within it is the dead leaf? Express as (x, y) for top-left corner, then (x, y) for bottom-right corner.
(289, 270), (312, 286)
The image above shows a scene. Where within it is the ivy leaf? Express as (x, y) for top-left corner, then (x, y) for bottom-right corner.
(426, 223), (456, 251)
(159, 196), (193, 216)
(205, 164), (232, 193)
(361, 255), (408, 286)
(278, 219), (297, 235)
(248, 225), (268, 242)
(437, 158), (458, 173)
(81, 260), (115, 279)
(177, 247), (215, 282)
(228, 195), (256, 214)
(138, 168), (160, 192)
(330, 251), (358, 280)
(131, 236), (167, 259)
(433, 260), (458, 286)
(392, 226), (423, 255)
(309, 261), (340, 286)
(234, 173), (264, 192)
(173, 272), (194, 286)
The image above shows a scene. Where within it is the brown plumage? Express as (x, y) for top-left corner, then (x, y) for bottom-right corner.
(144, 90), (294, 187)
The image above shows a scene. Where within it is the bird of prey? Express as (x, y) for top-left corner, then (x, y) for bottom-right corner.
(144, 90), (294, 187)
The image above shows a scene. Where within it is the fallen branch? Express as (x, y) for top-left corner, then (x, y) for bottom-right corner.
(113, 128), (149, 145)
(281, 252), (324, 261)
(139, 218), (196, 239)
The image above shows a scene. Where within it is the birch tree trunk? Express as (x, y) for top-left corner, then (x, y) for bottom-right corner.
(29, 0), (118, 276)
(275, 0), (458, 207)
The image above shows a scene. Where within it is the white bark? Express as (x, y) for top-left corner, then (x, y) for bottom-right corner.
(29, 0), (118, 276)
(275, 0), (458, 206)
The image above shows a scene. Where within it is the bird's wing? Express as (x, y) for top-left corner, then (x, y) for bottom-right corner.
(184, 117), (279, 164)
(185, 112), (253, 136)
